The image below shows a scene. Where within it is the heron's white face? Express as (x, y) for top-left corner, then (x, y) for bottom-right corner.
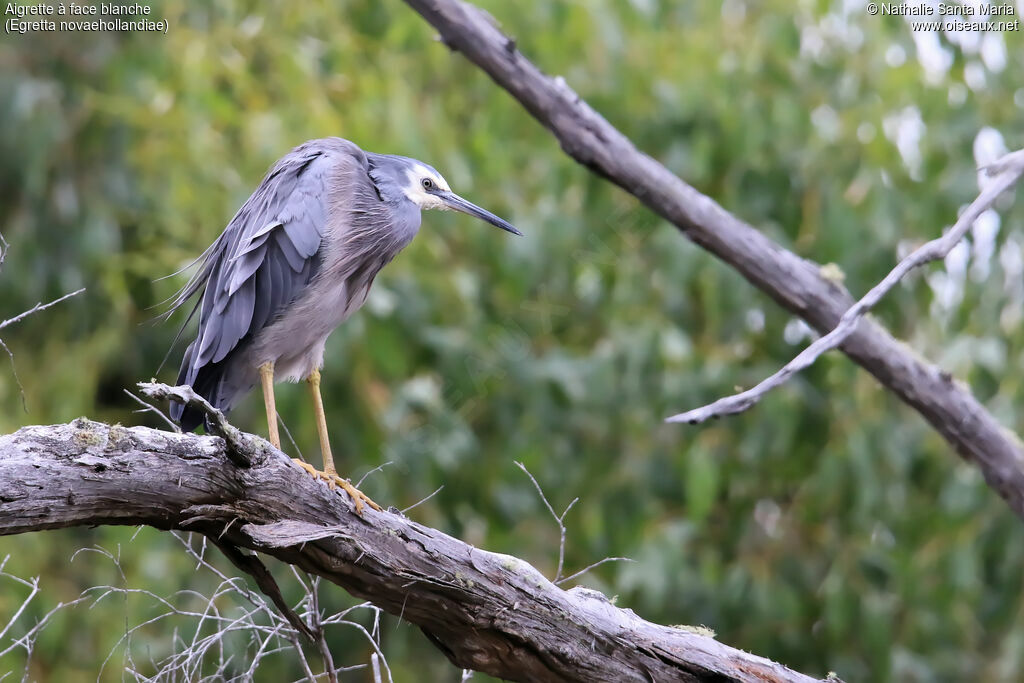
(402, 163), (453, 210)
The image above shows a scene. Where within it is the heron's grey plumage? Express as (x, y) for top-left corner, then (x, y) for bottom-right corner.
(168, 137), (518, 431)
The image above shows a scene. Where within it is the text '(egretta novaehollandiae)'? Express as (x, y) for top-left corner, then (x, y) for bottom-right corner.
(165, 137), (521, 513)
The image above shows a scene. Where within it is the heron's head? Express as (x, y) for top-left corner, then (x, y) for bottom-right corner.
(370, 155), (522, 236)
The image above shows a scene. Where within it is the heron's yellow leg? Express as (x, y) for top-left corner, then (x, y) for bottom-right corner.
(259, 362), (280, 449)
(307, 368), (336, 475)
(298, 368), (381, 515)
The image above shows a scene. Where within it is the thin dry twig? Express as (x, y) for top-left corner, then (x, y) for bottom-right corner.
(0, 240), (85, 412)
(116, 535), (387, 681)
(173, 533), (323, 681)
(0, 338), (26, 412)
(123, 389), (182, 433)
(0, 557), (90, 660)
(356, 461), (395, 488)
(0, 557), (38, 645)
(1, 530), (391, 682)
(210, 539), (316, 641)
(557, 557), (635, 586)
(0, 288), (86, 333)
(514, 463), (635, 587)
(401, 485), (444, 515)
(515, 461), (576, 582)
(371, 653), (383, 683)
(277, 412), (304, 461)
(667, 148), (1024, 424)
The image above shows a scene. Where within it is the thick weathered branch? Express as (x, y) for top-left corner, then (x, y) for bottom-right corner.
(400, 0), (1024, 520)
(0, 420), (823, 683)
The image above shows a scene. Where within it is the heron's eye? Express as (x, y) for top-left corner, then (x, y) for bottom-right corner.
(421, 178), (434, 190)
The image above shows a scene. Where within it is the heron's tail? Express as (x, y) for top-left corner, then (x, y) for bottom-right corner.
(171, 341), (228, 432)
(171, 341), (257, 433)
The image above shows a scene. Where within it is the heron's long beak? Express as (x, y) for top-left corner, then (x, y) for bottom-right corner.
(438, 191), (523, 236)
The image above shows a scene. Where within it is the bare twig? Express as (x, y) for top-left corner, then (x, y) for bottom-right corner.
(514, 461), (635, 589)
(667, 149), (1024, 424)
(557, 557), (635, 586)
(0, 595), (90, 660)
(371, 653), (383, 683)
(317, 605), (393, 683)
(124, 389), (182, 433)
(0, 255), (85, 411)
(515, 461), (577, 582)
(513, 462), (635, 587)
(277, 411), (304, 461)
(0, 557), (39, 644)
(173, 533), (329, 681)
(515, 462), (636, 587)
(0, 558), (90, 660)
(0, 338), (26, 412)
(356, 460), (395, 488)
(401, 485), (443, 514)
(65, 534), (387, 682)
(0, 288), (86, 333)
(303, 575), (339, 683)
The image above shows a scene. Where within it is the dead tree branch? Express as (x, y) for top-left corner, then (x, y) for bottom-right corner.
(0, 419), (824, 683)
(137, 381), (267, 467)
(400, 0), (1024, 522)
(668, 149), (1024, 424)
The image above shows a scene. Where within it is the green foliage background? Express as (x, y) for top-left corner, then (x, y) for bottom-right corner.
(2, 1), (1023, 680)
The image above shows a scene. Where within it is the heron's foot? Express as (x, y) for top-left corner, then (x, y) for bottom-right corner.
(327, 473), (382, 516)
(291, 458), (382, 515)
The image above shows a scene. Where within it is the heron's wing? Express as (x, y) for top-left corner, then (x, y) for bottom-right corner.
(179, 139), (367, 378)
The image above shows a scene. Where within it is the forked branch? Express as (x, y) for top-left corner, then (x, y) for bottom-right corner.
(400, 0), (1024, 522)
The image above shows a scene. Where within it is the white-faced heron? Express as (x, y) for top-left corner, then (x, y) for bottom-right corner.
(166, 137), (521, 512)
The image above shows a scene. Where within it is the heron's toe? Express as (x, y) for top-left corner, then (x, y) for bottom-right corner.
(291, 458), (319, 477)
(290, 459), (381, 515)
(328, 475), (382, 516)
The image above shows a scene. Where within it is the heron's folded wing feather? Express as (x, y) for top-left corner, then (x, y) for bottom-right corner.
(227, 248), (266, 297)
(214, 275), (255, 363)
(265, 244), (290, 327)
(274, 230), (308, 272)
(232, 221), (281, 259)
(251, 253), (276, 332)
